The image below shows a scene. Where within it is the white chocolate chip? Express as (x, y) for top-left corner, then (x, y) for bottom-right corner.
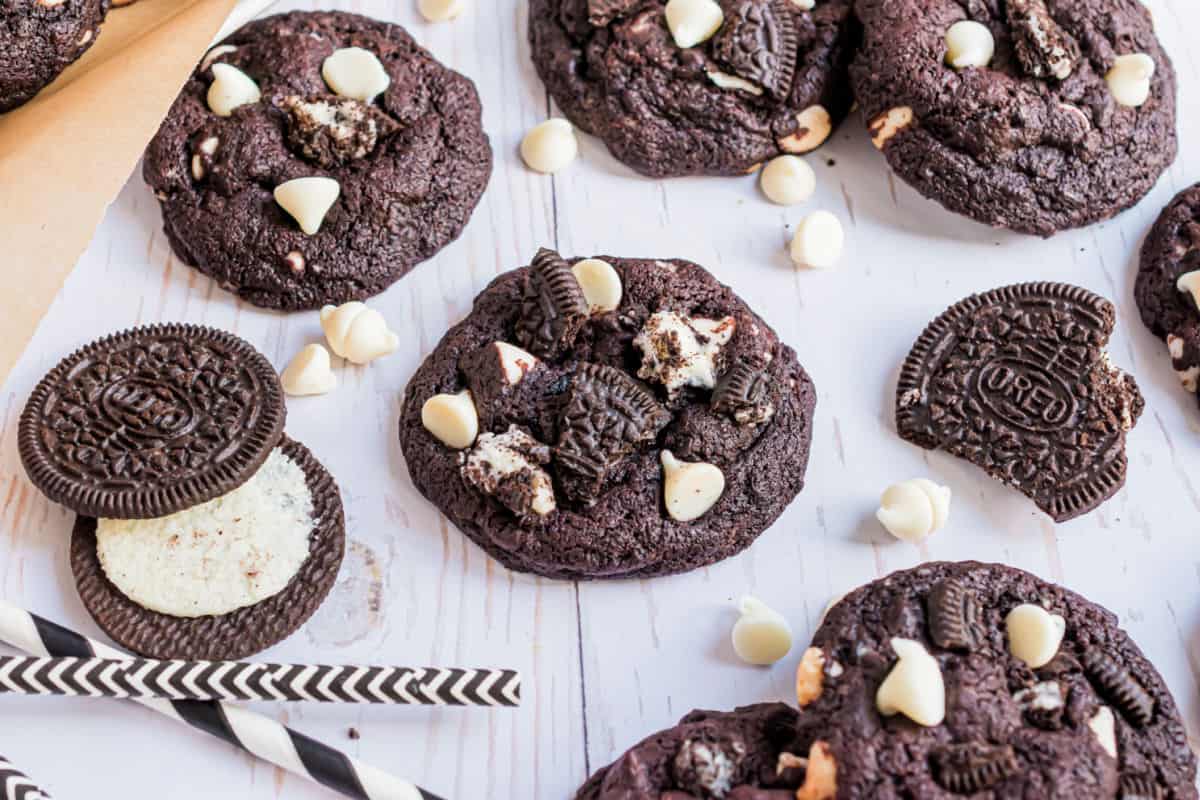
(191, 155), (205, 181)
(944, 20), (995, 70)
(731, 596), (793, 665)
(664, 0), (724, 49)
(760, 155), (816, 206)
(1176, 270), (1200, 309)
(571, 258), (623, 314)
(876, 637), (946, 727)
(869, 106), (914, 150)
(661, 450), (725, 522)
(280, 344), (337, 397)
(521, 118), (578, 174)
(706, 70), (763, 95)
(322, 47), (391, 103)
(201, 44), (238, 72)
(790, 210), (844, 270)
(494, 342), (539, 385)
(1178, 366), (1199, 393)
(1089, 706), (1117, 759)
(1168, 333), (1185, 360)
(795, 741), (837, 800)
(778, 105), (832, 154)
(418, 0), (465, 22)
(875, 478), (951, 543)
(788, 0), (815, 9)
(78, 29), (92, 46)
(285, 251), (306, 275)
(795, 646), (826, 706)
(198, 136), (219, 156)
(421, 390), (479, 449)
(319, 301), (400, 365)
(206, 63), (261, 117)
(1005, 604), (1066, 669)
(274, 177), (340, 236)
(1106, 53), (1155, 108)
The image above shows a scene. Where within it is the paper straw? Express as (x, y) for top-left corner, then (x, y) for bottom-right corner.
(0, 655), (520, 707)
(0, 602), (444, 800)
(0, 753), (50, 800)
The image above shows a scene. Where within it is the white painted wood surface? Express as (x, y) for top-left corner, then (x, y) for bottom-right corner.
(3, 0), (1200, 796)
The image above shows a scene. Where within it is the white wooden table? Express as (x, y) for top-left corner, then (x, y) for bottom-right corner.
(3, 0), (1200, 797)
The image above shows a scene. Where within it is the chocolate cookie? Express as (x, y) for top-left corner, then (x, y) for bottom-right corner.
(577, 704), (812, 799)
(896, 283), (1142, 522)
(528, 0), (858, 178)
(143, 11), (492, 311)
(19, 323), (286, 520)
(1135, 183), (1200, 404)
(851, 0), (1177, 236)
(0, 0), (108, 113)
(399, 249), (816, 580)
(794, 561), (1197, 799)
(71, 435), (346, 661)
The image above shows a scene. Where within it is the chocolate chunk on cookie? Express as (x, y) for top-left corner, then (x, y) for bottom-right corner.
(576, 704), (811, 799)
(399, 249), (816, 580)
(529, 0), (858, 177)
(1135, 183), (1200, 407)
(798, 562), (1197, 799)
(72, 436), (345, 660)
(851, 0), (1177, 236)
(0, 0), (109, 113)
(143, 11), (492, 311)
(897, 283), (1142, 522)
(19, 324), (286, 520)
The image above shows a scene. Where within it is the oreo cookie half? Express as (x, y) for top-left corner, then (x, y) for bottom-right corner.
(19, 324), (286, 520)
(71, 436), (345, 660)
(896, 283), (1143, 522)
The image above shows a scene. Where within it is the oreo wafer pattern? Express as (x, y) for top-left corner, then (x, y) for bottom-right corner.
(0, 601), (445, 800)
(0, 656), (520, 707)
(896, 283), (1143, 522)
(0, 755), (50, 800)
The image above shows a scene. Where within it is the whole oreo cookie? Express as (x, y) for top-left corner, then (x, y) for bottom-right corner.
(529, 0), (858, 177)
(796, 561), (1197, 799)
(143, 11), (493, 311)
(851, 0), (1177, 236)
(0, 0), (109, 113)
(577, 703), (809, 799)
(71, 436), (345, 660)
(897, 283), (1142, 522)
(399, 249), (816, 580)
(1135, 183), (1200, 405)
(19, 323), (286, 520)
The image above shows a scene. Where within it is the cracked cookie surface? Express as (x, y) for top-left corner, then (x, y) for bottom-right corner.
(529, 0), (858, 177)
(399, 250), (816, 580)
(143, 10), (492, 311)
(0, 0), (109, 113)
(851, 0), (1176, 236)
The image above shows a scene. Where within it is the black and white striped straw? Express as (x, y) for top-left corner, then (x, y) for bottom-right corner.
(0, 655), (520, 707)
(0, 753), (50, 800)
(0, 601), (445, 800)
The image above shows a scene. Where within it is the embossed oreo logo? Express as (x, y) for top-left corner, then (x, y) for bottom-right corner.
(101, 380), (197, 439)
(977, 358), (1076, 432)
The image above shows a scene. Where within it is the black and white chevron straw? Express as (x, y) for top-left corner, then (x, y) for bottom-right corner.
(0, 656), (520, 707)
(0, 601), (446, 800)
(0, 754), (50, 800)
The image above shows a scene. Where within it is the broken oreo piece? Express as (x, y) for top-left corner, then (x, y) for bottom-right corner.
(932, 743), (1019, 794)
(896, 283), (1142, 523)
(927, 578), (983, 652)
(1082, 649), (1156, 727)
(556, 363), (670, 505)
(710, 0), (800, 99)
(587, 0), (640, 26)
(711, 356), (774, 425)
(1005, 0), (1080, 81)
(515, 247), (589, 359)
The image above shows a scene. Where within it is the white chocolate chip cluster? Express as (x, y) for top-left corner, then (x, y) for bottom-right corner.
(876, 478), (951, 542)
(633, 311), (736, 398)
(279, 301), (400, 397)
